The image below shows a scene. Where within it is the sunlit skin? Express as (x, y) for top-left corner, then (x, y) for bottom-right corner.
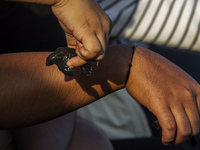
(0, 45), (200, 146)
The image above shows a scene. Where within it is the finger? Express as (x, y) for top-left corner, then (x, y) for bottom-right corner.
(67, 56), (87, 68)
(93, 24), (110, 60)
(79, 31), (103, 60)
(184, 98), (200, 137)
(93, 31), (108, 60)
(92, 19), (111, 60)
(171, 105), (192, 145)
(80, 30), (109, 61)
(196, 91), (200, 113)
(76, 41), (88, 61)
(59, 20), (77, 49)
(156, 107), (176, 145)
(65, 34), (77, 49)
(77, 4), (111, 61)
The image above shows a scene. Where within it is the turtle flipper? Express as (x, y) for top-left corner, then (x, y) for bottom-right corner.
(46, 47), (92, 77)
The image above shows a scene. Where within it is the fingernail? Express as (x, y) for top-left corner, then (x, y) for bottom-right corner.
(163, 142), (170, 145)
(67, 61), (73, 68)
(68, 65), (74, 69)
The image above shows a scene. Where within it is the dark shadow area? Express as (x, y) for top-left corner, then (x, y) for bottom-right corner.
(0, 1), (66, 53)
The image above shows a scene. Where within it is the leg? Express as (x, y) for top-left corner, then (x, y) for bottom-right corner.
(12, 112), (76, 150)
(69, 117), (113, 150)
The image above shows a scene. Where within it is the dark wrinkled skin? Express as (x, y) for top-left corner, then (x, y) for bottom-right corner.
(152, 120), (198, 147)
(46, 47), (92, 77)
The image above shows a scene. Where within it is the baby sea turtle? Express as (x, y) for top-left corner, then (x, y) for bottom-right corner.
(46, 47), (92, 77)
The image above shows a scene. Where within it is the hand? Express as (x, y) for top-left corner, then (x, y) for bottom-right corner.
(126, 47), (200, 145)
(51, 0), (112, 67)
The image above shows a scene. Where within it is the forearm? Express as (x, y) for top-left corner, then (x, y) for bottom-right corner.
(0, 44), (132, 129)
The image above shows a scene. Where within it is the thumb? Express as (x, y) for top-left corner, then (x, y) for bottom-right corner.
(67, 56), (87, 68)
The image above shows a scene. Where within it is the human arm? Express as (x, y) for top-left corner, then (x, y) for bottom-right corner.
(8, 0), (112, 67)
(0, 44), (131, 129)
(126, 46), (200, 145)
(1, 45), (200, 146)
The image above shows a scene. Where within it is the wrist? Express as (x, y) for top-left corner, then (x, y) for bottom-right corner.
(100, 44), (133, 90)
(125, 46), (146, 98)
(125, 45), (136, 83)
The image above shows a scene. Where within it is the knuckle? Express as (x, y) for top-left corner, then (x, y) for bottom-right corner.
(182, 88), (193, 100)
(180, 129), (192, 138)
(165, 123), (176, 132)
(81, 50), (99, 60)
(86, 46), (102, 57)
(193, 128), (199, 136)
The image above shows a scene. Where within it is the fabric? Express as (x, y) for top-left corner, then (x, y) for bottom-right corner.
(12, 112), (76, 150)
(77, 89), (152, 139)
(69, 117), (114, 150)
(98, 0), (200, 51)
(0, 131), (15, 150)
